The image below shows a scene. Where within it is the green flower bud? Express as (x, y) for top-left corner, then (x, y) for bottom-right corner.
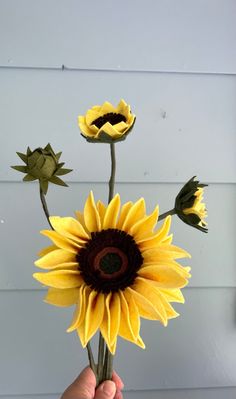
(12, 144), (72, 194)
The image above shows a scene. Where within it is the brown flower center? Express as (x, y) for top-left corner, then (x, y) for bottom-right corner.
(77, 229), (143, 293)
(92, 113), (126, 129)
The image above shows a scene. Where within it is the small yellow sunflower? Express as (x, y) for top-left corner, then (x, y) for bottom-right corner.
(78, 99), (135, 143)
(175, 176), (208, 232)
(34, 192), (191, 354)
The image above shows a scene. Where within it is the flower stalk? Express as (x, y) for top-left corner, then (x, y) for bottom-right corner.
(39, 187), (53, 229)
(158, 208), (176, 222)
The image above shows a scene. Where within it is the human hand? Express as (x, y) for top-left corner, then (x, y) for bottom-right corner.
(61, 367), (124, 399)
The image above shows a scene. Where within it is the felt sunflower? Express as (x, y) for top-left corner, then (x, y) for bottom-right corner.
(34, 192), (191, 354)
(175, 177), (208, 232)
(78, 99), (135, 143)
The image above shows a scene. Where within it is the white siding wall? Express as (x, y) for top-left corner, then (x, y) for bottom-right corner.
(0, 1), (235, 398)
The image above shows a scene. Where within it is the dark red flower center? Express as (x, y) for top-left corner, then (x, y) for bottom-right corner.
(77, 229), (143, 293)
(92, 113), (126, 129)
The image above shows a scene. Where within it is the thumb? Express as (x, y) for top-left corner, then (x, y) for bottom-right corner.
(95, 380), (116, 399)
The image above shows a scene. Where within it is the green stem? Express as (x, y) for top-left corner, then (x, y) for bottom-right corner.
(97, 333), (105, 384)
(108, 143), (116, 202)
(87, 342), (98, 383)
(39, 186), (53, 229)
(158, 208), (176, 221)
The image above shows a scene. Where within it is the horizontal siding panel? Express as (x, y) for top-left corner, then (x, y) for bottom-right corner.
(3, 387), (236, 399)
(1, 69), (236, 183)
(0, 289), (235, 394)
(0, 182), (235, 289)
(0, 0), (235, 73)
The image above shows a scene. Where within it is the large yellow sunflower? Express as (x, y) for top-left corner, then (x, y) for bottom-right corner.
(34, 192), (191, 354)
(78, 99), (135, 143)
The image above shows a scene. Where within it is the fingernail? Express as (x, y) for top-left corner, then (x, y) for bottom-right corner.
(102, 380), (116, 395)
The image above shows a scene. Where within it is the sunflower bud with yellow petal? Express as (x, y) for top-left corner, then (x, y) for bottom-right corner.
(78, 99), (136, 143)
(11, 143), (72, 194)
(175, 176), (208, 232)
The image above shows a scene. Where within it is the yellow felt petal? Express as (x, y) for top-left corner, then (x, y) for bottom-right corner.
(67, 285), (89, 332)
(107, 293), (121, 345)
(157, 292), (180, 319)
(138, 265), (188, 288)
(129, 206), (159, 240)
(133, 278), (168, 325)
(143, 245), (191, 263)
(119, 291), (145, 349)
(118, 291), (137, 342)
(138, 216), (171, 248)
(50, 216), (89, 242)
(116, 202), (133, 230)
(85, 109), (102, 126)
(33, 270), (83, 289)
(44, 287), (80, 307)
(159, 288), (185, 303)
(103, 194), (120, 229)
(77, 322), (87, 348)
(35, 249), (77, 269)
(123, 289), (140, 340)
(78, 116), (95, 137)
(84, 191), (101, 232)
(97, 200), (106, 224)
(117, 99), (129, 115)
(97, 122), (123, 139)
(121, 198), (146, 232)
(113, 121), (128, 132)
(74, 211), (89, 233)
(84, 291), (105, 342)
(100, 101), (117, 114)
(38, 245), (58, 257)
(41, 230), (79, 254)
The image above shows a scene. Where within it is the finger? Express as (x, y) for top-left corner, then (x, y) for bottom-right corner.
(61, 367), (96, 399)
(112, 371), (124, 391)
(114, 389), (123, 399)
(95, 380), (116, 399)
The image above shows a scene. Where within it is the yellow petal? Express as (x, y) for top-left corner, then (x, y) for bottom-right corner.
(123, 289), (140, 340)
(74, 211), (89, 233)
(138, 216), (171, 248)
(96, 122), (123, 139)
(143, 245), (191, 262)
(118, 291), (137, 343)
(138, 265), (188, 289)
(84, 191), (101, 232)
(33, 270), (83, 289)
(106, 293), (121, 345)
(97, 200), (106, 224)
(100, 101), (117, 114)
(67, 284), (89, 332)
(78, 116), (95, 137)
(159, 288), (185, 304)
(116, 201), (133, 230)
(40, 230), (79, 254)
(118, 291), (145, 349)
(129, 206), (159, 240)
(85, 109), (102, 126)
(84, 291), (105, 342)
(157, 292), (180, 319)
(121, 198), (146, 232)
(129, 279), (167, 326)
(38, 245), (57, 257)
(50, 216), (89, 241)
(44, 287), (80, 307)
(103, 194), (120, 229)
(35, 248), (77, 269)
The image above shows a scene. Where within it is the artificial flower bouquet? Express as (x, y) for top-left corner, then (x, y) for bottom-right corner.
(12, 99), (207, 386)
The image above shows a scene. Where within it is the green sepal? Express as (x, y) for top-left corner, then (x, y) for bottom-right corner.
(56, 152), (62, 161)
(49, 176), (68, 187)
(23, 174), (37, 182)
(55, 168), (73, 176)
(16, 152), (28, 163)
(11, 165), (27, 173)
